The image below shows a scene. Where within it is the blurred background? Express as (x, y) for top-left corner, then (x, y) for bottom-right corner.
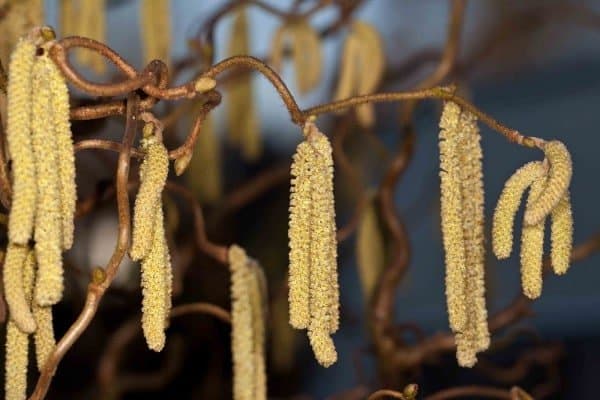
(2, 0), (600, 398)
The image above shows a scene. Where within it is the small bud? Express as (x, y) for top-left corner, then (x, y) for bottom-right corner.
(91, 267), (106, 285)
(194, 77), (216, 93)
(174, 151), (193, 176)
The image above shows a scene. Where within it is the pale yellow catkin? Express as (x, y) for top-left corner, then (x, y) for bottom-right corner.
(0, 0), (43, 65)
(76, 0), (106, 73)
(355, 191), (385, 302)
(4, 246), (35, 400)
(31, 54), (64, 307)
(550, 192), (573, 275)
(229, 245), (255, 400)
(3, 243), (35, 333)
(524, 141), (572, 226)
(6, 37), (37, 245)
(60, 0), (75, 38)
(130, 135), (169, 261)
(292, 21), (322, 94)
(332, 33), (360, 104)
(140, 0), (171, 68)
(248, 262), (267, 400)
(33, 302), (55, 371)
(492, 161), (546, 259)
(438, 101), (467, 333)
(520, 178), (546, 299)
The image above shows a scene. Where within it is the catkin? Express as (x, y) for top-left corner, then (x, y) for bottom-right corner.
(248, 261), (267, 400)
(520, 178), (546, 299)
(355, 191), (385, 301)
(0, 0), (44, 66)
(130, 134), (169, 261)
(524, 141), (572, 226)
(3, 243), (35, 333)
(492, 161), (546, 259)
(33, 302), (55, 371)
(76, 0), (107, 73)
(140, 0), (171, 68)
(31, 54), (64, 307)
(6, 37), (37, 245)
(550, 192), (573, 275)
(333, 34), (360, 104)
(4, 246), (35, 400)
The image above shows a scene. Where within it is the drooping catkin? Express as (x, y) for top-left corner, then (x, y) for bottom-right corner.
(520, 178), (546, 299)
(492, 161), (546, 259)
(75, 0), (107, 73)
(550, 192), (573, 275)
(140, 205), (170, 352)
(3, 243), (35, 333)
(248, 261), (267, 400)
(355, 191), (385, 302)
(47, 55), (76, 250)
(291, 21), (322, 94)
(31, 53), (64, 307)
(140, 0), (171, 68)
(130, 131), (169, 261)
(6, 37), (37, 245)
(524, 141), (572, 226)
(438, 101), (467, 333)
(33, 301), (55, 371)
(229, 245), (255, 400)
(0, 0), (44, 66)
(4, 246), (35, 400)
(332, 33), (360, 104)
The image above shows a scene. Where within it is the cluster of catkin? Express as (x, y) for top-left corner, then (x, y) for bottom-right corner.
(130, 123), (172, 352)
(333, 21), (385, 128)
(288, 120), (339, 367)
(438, 101), (489, 367)
(140, 0), (171, 69)
(226, 7), (262, 161)
(228, 245), (267, 400)
(271, 18), (322, 94)
(4, 33), (76, 399)
(60, 0), (106, 73)
(493, 141), (573, 299)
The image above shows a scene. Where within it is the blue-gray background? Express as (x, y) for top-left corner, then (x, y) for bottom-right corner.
(45, 1), (600, 397)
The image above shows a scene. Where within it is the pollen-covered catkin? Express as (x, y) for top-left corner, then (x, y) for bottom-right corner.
(47, 56), (76, 250)
(140, 0), (171, 68)
(130, 134), (169, 261)
(31, 54), (64, 307)
(524, 141), (572, 226)
(492, 161), (546, 259)
(6, 37), (37, 245)
(248, 262), (267, 400)
(292, 21), (322, 94)
(4, 246), (35, 400)
(33, 302), (55, 371)
(76, 0), (107, 73)
(229, 245), (255, 400)
(3, 243), (35, 333)
(439, 101), (467, 333)
(520, 178), (546, 299)
(356, 191), (385, 302)
(550, 192), (573, 275)
(141, 205), (170, 352)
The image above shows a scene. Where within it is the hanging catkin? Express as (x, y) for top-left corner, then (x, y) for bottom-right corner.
(3, 243), (35, 333)
(248, 261), (267, 400)
(31, 53), (64, 307)
(0, 0), (44, 66)
(4, 246), (35, 400)
(6, 37), (37, 245)
(550, 192), (573, 275)
(75, 0), (107, 73)
(33, 299), (56, 371)
(226, 7), (262, 161)
(140, 0), (171, 68)
(288, 120), (338, 367)
(520, 178), (546, 299)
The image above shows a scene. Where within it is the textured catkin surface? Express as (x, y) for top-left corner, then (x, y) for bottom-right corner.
(3, 243), (35, 333)
(551, 192), (573, 275)
(6, 38), (37, 245)
(33, 302), (55, 371)
(521, 178), (546, 299)
(31, 55), (64, 307)
(248, 263), (267, 400)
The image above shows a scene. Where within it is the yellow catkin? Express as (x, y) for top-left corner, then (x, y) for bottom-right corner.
(438, 101), (467, 333)
(140, 0), (171, 68)
(550, 192), (573, 275)
(292, 21), (322, 94)
(6, 37), (37, 245)
(47, 54), (76, 250)
(60, 0), (75, 38)
(185, 114), (222, 203)
(229, 245), (255, 400)
(33, 302), (55, 371)
(355, 191), (385, 302)
(130, 135), (169, 261)
(4, 246), (35, 400)
(524, 141), (572, 226)
(520, 178), (546, 299)
(0, 0), (44, 65)
(141, 205), (170, 352)
(31, 54), (64, 307)
(248, 261), (267, 400)
(76, 0), (106, 73)
(3, 243), (35, 333)
(492, 161), (546, 259)
(333, 33), (360, 104)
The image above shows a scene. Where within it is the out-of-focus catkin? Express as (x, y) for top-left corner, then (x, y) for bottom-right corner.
(6, 37), (37, 245)
(140, 0), (171, 68)
(492, 162), (546, 259)
(3, 244), (35, 333)
(130, 132), (169, 261)
(74, 0), (107, 73)
(31, 54), (64, 307)
(520, 178), (546, 299)
(0, 0), (44, 65)
(524, 141), (572, 226)
(47, 55), (76, 250)
(550, 193), (573, 275)
(4, 246), (35, 400)
(356, 191), (385, 302)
